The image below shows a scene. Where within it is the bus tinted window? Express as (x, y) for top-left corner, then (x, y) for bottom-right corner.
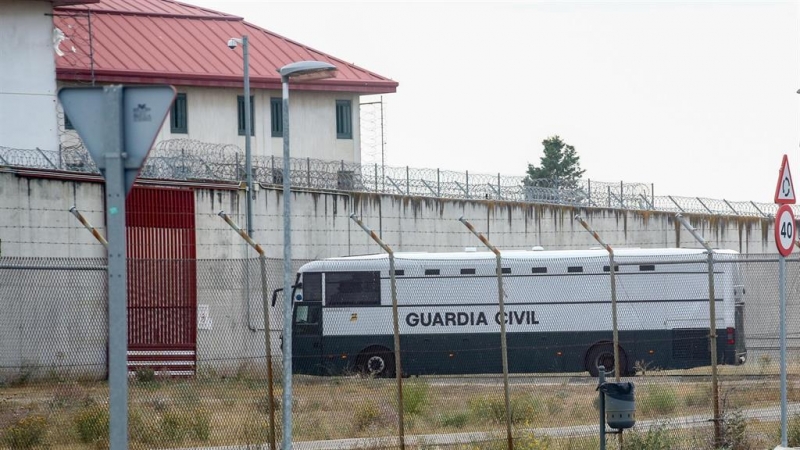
(302, 272), (322, 301)
(326, 272), (380, 306)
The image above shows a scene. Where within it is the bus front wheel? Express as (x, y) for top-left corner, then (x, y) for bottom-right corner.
(586, 343), (628, 378)
(357, 346), (395, 378)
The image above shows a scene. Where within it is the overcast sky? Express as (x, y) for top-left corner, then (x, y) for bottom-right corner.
(183, 1), (799, 203)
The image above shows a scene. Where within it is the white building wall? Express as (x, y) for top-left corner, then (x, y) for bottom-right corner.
(0, 0), (59, 152)
(57, 85), (362, 164)
(154, 87), (361, 163)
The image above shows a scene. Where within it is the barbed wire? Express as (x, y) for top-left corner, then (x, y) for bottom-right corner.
(0, 139), (779, 218)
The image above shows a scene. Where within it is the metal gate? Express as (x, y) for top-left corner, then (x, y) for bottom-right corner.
(126, 187), (197, 376)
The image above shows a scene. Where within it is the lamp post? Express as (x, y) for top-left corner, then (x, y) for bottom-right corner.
(227, 36), (253, 237)
(278, 60), (336, 450)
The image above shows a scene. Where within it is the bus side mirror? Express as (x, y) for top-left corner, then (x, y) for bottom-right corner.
(271, 288), (283, 307)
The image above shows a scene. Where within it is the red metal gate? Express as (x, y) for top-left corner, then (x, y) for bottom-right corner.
(126, 187), (197, 376)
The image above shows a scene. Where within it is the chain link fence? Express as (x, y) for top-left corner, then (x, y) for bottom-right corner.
(1, 252), (799, 449)
(0, 140), (779, 218)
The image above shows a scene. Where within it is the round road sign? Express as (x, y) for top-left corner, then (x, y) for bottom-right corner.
(775, 204), (796, 256)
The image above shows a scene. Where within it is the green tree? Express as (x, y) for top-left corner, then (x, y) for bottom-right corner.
(523, 135), (585, 189)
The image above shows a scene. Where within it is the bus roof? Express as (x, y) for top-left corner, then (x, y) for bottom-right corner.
(300, 248), (739, 271)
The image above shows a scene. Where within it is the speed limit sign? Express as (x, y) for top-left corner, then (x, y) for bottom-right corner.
(775, 204), (796, 256)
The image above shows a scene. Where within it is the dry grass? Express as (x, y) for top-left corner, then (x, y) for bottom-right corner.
(0, 371), (796, 449)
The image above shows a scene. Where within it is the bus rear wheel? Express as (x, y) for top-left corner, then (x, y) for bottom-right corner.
(586, 343), (628, 378)
(357, 346), (395, 378)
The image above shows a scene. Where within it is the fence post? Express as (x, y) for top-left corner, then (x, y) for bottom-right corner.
(651, 183), (654, 210)
(674, 213), (721, 448)
(306, 157), (311, 188)
(588, 179), (592, 205)
(437, 168), (441, 197)
(375, 163), (379, 192)
(619, 181), (624, 208)
(406, 166), (410, 195)
(466, 170), (470, 199)
(497, 173), (501, 200)
(574, 215), (621, 382)
(216, 211), (277, 450)
(349, 214), (405, 450)
(458, 216), (513, 450)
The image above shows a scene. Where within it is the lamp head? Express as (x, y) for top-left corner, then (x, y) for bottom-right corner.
(279, 61), (337, 82)
(227, 38), (239, 50)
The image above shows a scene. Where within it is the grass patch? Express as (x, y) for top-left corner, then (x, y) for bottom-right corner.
(353, 402), (382, 431)
(620, 423), (675, 450)
(469, 394), (542, 425)
(401, 380), (429, 416)
(640, 384), (678, 415)
(73, 403), (108, 445)
(1, 414), (47, 449)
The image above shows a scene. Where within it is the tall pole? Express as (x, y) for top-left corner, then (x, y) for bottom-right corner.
(280, 75), (293, 450)
(242, 35), (254, 237)
(675, 213), (721, 447)
(104, 86), (128, 450)
(458, 216), (513, 450)
(780, 254), (788, 447)
(349, 214), (405, 450)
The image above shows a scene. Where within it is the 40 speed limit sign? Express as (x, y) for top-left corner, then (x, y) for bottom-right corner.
(775, 204), (796, 256)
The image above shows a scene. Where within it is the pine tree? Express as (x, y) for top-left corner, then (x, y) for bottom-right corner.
(523, 135), (585, 189)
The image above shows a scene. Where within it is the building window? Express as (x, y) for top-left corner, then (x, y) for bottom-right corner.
(336, 99), (352, 139)
(270, 97), (283, 137)
(237, 95), (255, 136)
(171, 93), (188, 134)
(64, 113), (74, 130)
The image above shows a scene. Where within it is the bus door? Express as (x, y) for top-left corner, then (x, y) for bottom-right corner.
(293, 272), (324, 375)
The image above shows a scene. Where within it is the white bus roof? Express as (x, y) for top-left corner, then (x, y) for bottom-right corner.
(300, 248), (739, 271)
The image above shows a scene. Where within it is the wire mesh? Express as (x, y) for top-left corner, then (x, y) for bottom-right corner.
(1, 252), (798, 449)
(0, 140), (778, 218)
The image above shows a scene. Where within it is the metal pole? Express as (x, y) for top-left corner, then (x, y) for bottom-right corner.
(381, 95), (386, 192)
(574, 215), (620, 381)
(69, 206), (109, 247)
(437, 169), (440, 197)
(349, 214), (405, 450)
(651, 183), (654, 210)
(457, 216), (513, 450)
(780, 254), (788, 447)
(599, 366), (606, 450)
(588, 179), (592, 205)
(104, 86), (128, 450)
(242, 35), (253, 237)
(215, 211), (277, 450)
(281, 75), (294, 450)
(674, 213), (720, 447)
(406, 166), (410, 195)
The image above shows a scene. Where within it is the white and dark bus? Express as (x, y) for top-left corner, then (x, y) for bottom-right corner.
(279, 248), (747, 377)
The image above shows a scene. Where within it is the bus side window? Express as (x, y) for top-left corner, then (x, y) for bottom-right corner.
(326, 271), (381, 306)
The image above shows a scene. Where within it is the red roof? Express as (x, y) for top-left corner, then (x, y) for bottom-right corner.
(53, 0), (397, 94)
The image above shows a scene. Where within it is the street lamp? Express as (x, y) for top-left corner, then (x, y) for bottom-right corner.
(227, 36), (253, 237)
(278, 60), (336, 450)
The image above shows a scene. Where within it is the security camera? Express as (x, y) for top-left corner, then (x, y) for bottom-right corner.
(227, 38), (238, 50)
